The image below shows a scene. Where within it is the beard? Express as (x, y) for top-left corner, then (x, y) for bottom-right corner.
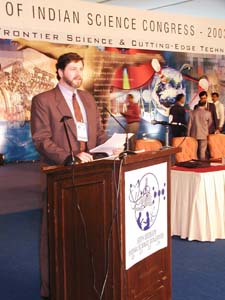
(63, 75), (82, 89)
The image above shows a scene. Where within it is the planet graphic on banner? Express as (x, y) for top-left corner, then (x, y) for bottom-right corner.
(149, 67), (186, 117)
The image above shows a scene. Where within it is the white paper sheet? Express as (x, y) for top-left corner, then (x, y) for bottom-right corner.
(90, 133), (133, 156)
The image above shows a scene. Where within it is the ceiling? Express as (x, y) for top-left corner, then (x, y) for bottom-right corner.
(81, 0), (225, 20)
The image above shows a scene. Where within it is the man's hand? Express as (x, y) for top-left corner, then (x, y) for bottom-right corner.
(76, 152), (93, 163)
(215, 129), (221, 134)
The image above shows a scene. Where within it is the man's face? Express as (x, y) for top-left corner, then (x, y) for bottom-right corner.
(200, 95), (207, 103)
(126, 95), (134, 104)
(180, 96), (185, 105)
(212, 94), (219, 103)
(59, 60), (83, 89)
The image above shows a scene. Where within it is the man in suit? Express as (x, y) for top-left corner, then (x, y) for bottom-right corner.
(169, 93), (187, 137)
(31, 52), (106, 299)
(31, 52), (106, 165)
(197, 90), (218, 134)
(187, 99), (212, 160)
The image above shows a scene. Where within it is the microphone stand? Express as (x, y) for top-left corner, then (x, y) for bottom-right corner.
(152, 119), (187, 148)
(60, 116), (77, 165)
(103, 106), (136, 158)
(163, 122), (187, 148)
(151, 119), (171, 148)
(164, 125), (170, 148)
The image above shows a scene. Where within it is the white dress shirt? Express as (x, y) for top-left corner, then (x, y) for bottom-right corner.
(214, 100), (225, 129)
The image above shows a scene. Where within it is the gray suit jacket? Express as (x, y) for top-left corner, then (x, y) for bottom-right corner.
(31, 85), (106, 165)
(187, 107), (212, 140)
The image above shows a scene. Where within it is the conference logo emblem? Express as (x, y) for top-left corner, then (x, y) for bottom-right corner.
(128, 172), (166, 231)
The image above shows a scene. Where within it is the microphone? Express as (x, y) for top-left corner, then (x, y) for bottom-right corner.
(151, 120), (186, 127)
(103, 105), (126, 130)
(142, 133), (149, 138)
(60, 116), (79, 166)
(170, 121), (187, 127)
(103, 105), (136, 158)
(151, 120), (170, 126)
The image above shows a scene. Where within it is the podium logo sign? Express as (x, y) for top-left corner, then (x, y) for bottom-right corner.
(125, 162), (167, 270)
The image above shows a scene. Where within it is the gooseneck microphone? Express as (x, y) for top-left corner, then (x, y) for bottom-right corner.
(151, 119), (187, 127)
(151, 120), (170, 126)
(103, 105), (136, 158)
(103, 105), (127, 130)
(151, 118), (187, 148)
(60, 116), (77, 166)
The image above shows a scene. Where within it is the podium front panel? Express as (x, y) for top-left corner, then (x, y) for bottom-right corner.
(119, 153), (172, 300)
(45, 149), (175, 300)
(47, 164), (117, 300)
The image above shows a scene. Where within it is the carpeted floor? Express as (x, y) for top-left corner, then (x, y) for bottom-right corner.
(0, 209), (41, 300)
(1, 210), (225, 300)
(172, 236), (225, 300)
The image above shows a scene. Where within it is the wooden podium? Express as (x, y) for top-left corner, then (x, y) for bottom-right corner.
(43, 148), (177, 300)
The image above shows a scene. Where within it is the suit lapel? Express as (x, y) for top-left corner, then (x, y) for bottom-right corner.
(54, 86), (78, 137)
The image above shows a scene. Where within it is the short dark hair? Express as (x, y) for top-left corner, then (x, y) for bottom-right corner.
(175, 93), (184, 102)
(127, 93), (134, 99)
(56, 52), (84, 80)
(199, 90), (207, 98)
(211, 92), (219, 97)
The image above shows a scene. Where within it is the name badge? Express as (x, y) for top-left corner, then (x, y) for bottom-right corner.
(76, 122), (88, 141)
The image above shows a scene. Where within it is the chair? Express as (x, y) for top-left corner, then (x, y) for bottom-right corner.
(172, 137), (198, 162)
(135, 139), (162, 151)
(208, 134), (225, 159)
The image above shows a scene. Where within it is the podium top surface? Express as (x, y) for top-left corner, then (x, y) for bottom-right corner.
(42, 147), (179, 175)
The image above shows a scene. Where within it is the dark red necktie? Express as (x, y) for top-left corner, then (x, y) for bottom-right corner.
(72, 93), (86, 152)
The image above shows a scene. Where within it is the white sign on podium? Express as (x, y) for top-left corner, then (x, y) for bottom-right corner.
(125, 162), (168, 270)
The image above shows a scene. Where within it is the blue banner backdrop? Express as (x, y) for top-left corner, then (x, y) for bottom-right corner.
(0, 39), (224, 162)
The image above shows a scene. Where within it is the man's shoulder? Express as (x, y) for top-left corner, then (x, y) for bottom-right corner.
(77, 89), (96, 105)
(33, 86), (58, 100)
(192, 107), (207, 116)
(170, 104), (181, 112)
(77, 88), (93, 98)
(198, 107), (210, 114)
(208, 102), (216, 109)
(218, 101), (224, 109)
